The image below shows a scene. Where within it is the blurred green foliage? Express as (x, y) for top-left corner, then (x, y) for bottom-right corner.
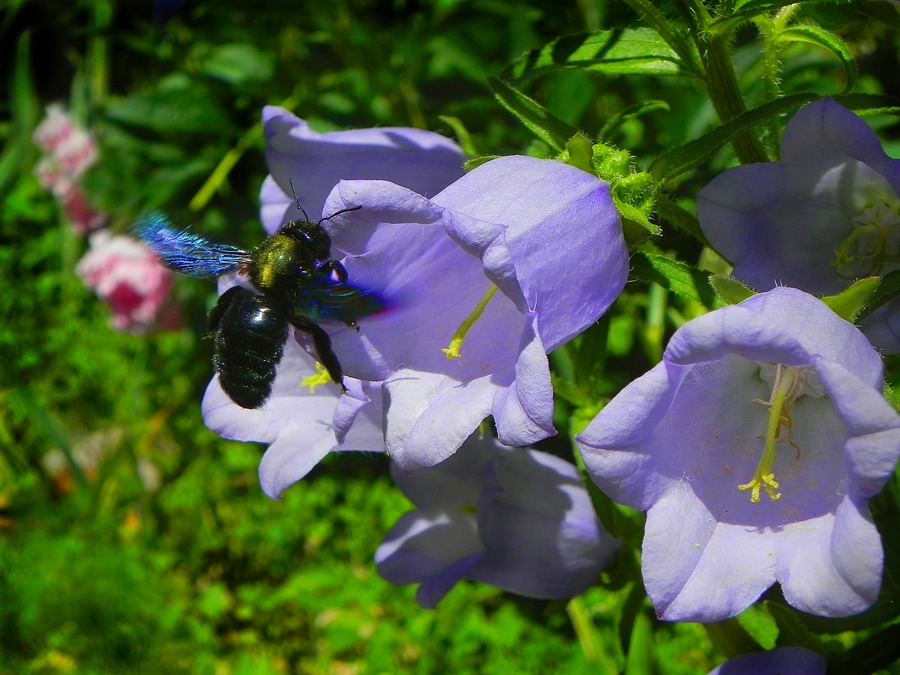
(0, 0), (898, 672)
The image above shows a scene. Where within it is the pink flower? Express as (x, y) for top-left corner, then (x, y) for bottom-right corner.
(59, 186), (107, 235)
(33, 104), (77, 153)
(54, 127), (97, 177)
(76, 231), (177, 332)
(33, 105), (99, 179)
(33, 105), (107, 235)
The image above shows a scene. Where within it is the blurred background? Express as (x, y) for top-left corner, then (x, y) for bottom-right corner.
(0, 0), (897, 672)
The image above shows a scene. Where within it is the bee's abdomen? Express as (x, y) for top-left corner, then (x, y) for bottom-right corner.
(210, 287), (290, 409)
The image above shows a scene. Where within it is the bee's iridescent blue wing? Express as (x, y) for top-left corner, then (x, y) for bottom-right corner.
(136, 213), (249, 278)
(295, 277), (386, 325)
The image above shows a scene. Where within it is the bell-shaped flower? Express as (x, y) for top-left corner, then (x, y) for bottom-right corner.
(707, 647), (826, 675)
(375, 433), (620, 608)
(321, 155), (628, 469)
(697, 98), (900, 351)
(260, 106), (467, 232)
(576, 287), (900, 622)
(201, 111), (466, 495)
(202, 338), (385, 499)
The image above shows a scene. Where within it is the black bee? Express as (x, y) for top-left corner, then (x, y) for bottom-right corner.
(137, 190), (383, 409)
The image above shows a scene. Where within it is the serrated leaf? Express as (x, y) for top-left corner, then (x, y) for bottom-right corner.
(503, 28), (686, 86)
(650, 92), (819, 182)
(617, 201), (659, 236)
(831, 93), (900, 117)
(776, 25), (856, 94)
(822, 277), (880, 322)
(630, 251), (720, 308)
(855, 270), (900, 321)
(487, 77), (577, 152)
(709, 275), (756, 305)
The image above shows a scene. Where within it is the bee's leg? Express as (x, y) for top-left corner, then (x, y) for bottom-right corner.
(293, 317), (348, 392)
(317, 259), (348, 283)
(206, 286), (245, 337)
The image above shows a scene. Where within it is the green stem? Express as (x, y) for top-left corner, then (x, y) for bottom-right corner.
(87, 1), (112, 104)
(674, 0), (768, 164)
(703, 37), (768, 164)
(755, 5), (802, 154)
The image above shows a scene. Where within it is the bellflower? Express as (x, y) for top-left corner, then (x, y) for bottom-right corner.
(577, 287), (900, 622)
(708, 647), (826, 675)
(375, 434), (620, 608)
(260, 106), (466, 232)
(203, 338), (385, 499)
(201, 111), (466, 493)
(697, 98), (900, 351)
(321, 155), (628, 469)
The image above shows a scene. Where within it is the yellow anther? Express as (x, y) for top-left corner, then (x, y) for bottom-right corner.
(441, 284), (499, 359)
(301, 362), (332, 392)
(739, 364), (803, 503)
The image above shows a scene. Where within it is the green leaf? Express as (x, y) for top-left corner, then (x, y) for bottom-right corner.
(199, 44), (275, 85)
(775, 25), (856, 94)
(831, 93), (900, 117)
(855, 271), (900, 322)
(438, 115), (479, 157)
(623, 607), (654, 675)
(630, 251), (721, 308)
(708, 275), (756, 305)
(487, 77), (577, 152)
(503, 28), (686, 86)
(735, 603), (779, 650)
(822, 277), (881, 322)
(656, 194), (709, 246)
(650, 92), (819, 182)
(563, 134), (593, 173)
(105, 88), (233, 135)
(0, 31), (40, 199)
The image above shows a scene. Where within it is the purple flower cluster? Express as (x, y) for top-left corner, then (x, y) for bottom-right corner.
(201, 108), (628, 601)
(198, 100), (900, 628)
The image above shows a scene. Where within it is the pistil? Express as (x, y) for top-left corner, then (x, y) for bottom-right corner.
(739, 364), (804, 503)
(441, 285), (499, 359)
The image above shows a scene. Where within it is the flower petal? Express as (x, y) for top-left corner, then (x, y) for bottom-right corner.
(262, 106), (465, 229)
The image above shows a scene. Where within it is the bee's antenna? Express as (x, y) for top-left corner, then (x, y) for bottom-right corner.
(318, 205), (362, 225)
(288, 178), (310, 222)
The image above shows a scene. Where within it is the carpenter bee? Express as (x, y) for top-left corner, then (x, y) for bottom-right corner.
(137, 190), (383, 409)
